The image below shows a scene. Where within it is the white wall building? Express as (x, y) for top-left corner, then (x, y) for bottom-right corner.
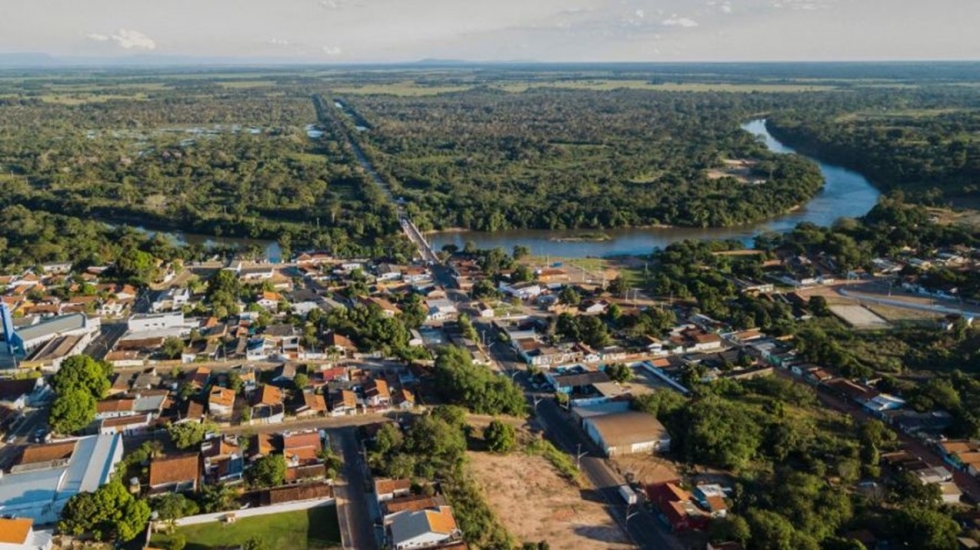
(128, 312), (186, 333)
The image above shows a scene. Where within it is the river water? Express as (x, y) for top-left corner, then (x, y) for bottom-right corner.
(428, 119), (881, 258)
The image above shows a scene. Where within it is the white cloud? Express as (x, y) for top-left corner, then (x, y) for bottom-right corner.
(662, 16), (699, 27)
(635, 9), (645, 18)
(322, 45), (343, 56)
(721, 2), (733, 13)
(86, 33), (109, 42)
(110, 29), (156, 50)
(267, 38), (291, 46)
(319, 0), (339, 8)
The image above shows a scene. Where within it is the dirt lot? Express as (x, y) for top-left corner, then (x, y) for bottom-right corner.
(468, 451), (633, 549)
(610, 453), (682, 487)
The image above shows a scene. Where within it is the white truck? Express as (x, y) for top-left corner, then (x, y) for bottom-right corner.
(618, 485), (638, 505)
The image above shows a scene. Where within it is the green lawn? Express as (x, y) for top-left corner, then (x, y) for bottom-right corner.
(152, 506), (341, 550)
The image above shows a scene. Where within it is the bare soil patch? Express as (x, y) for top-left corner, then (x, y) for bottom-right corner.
(609, 453), (682, 487)
(468, 451), (632, 549)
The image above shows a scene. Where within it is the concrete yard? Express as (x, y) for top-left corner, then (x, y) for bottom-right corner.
(828, 304), (891, 329)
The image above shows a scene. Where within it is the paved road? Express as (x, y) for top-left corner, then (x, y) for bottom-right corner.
(84, 291), (152, 359)
(0, 408), (48, 469)
(838, 287), (980, 317)
(221, 412), (396, 436)
(83, 321), (127, 360)
(322, 96), (440, 265)
(330, 426), (379, 550)
(535, 399), (684, 550)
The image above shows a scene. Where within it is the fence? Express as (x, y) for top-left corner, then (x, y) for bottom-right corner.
(167, 497), (336, 527)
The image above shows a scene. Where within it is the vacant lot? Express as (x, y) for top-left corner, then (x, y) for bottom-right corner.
(611, 453), (681, 487)
(469, 451), (632, 549)
(152, 506), (341, 550)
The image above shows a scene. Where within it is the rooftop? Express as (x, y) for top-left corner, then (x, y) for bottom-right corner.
(17, 440), (76, 466)
(15, 313), (88, 343)
(0, 517), (33, 544)
(149, 454), (201, 487)
(585, 411), (669, 448)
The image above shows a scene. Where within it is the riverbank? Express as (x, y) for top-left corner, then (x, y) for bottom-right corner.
(428, 119), (880, 259)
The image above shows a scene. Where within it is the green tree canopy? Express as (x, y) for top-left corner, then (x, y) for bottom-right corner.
(167, 421), (216, 450)
(52, 355), (110, 398)
(484, 419), (517, 453)
(49, 388), (97, 434)
(246, 454), (286, 488)
(58, 480), (151, 542)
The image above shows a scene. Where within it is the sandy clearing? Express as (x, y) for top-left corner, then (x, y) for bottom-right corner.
(468, 451), (632, 550)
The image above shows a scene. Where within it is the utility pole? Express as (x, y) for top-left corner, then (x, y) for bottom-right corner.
(575, 443), (588, 470)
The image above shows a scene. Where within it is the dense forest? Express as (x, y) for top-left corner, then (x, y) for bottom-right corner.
(343, 88), (826, 230)
(766, 86), (980, 205)
(0, 84), (408, 259)
(3, 67), (980, 255)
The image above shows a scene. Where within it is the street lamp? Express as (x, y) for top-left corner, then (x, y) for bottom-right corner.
(575, 443), (588, 470)
(626, 503), (640, 523)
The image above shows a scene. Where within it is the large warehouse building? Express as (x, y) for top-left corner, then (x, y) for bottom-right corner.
(583, 411), (671, 457)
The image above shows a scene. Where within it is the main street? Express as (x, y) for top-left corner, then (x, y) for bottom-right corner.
(534, 398), (684, 550)
(330, 426), (379, 550)
(481, 335), (684, 550)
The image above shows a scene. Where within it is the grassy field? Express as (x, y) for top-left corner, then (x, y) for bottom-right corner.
(152, 506), (341, 550)
(331, 81), (473, 96)
(329, 79), (840, 96)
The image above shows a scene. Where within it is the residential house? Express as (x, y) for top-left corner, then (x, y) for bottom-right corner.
(188, 366), (211, 391)
(283, 432), (323, 468)
(208, 387), (237, 420)
(250, 385), (285, 425)
(330, 390), (358, 416)
(314, 366), (349, 387)
(375, 478), (413, 502)
(264, 324), (301, 357)
(271, 363), (297, 386)
(0, 517), (51, 550)
(394, 388), (416, 410)
(148, 453), (202, 494)
(647, 482), (709, 532)
(256, 291), (284, 311)
(382, 494), (448, 518)
(359, 296), (401, 318)
(387, 505), (461, 550)
(498, 282), (542, 300)
(325, 332), (357, 358)
(692, 485), (729, 518)
(99, 413), (152, 436)
(426, 299), (457, 322)
(293, 391), (328, 417)
(364, 379), (391, 408)
(95, 398), (136, 420)
(579, 300), (609, 315)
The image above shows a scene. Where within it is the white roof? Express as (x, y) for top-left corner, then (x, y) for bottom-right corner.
(0, 434), (121, 520)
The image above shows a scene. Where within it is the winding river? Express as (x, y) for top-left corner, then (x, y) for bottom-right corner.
(428, 119), (881, 258)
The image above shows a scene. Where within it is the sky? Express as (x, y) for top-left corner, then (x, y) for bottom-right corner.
(2, 0), (979, 63)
